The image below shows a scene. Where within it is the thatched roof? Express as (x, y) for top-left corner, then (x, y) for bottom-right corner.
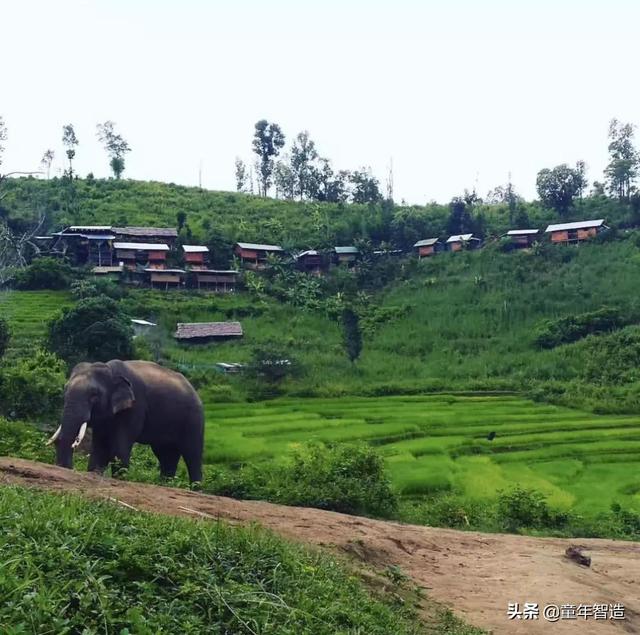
(174, 322), (243, 340)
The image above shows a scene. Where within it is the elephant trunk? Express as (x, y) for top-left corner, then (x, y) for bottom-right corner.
(52, 401), (91, 469)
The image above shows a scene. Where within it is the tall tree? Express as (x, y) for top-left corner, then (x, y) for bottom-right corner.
(96, 121), (131, 179)
(40, 149), (55, 179)
(341, 307), (362, 363)
(536, 163), (583, 216)
(446, 197), (474, 235)
(62, 124), (78, 178)
(575, 160), (588, 200)
(176, 211), (187, 232)
(315, 159), (348, 203)
(234, 157), (247, 192)
(252, 119), (285, 196)
(605, 119), (639, 201)
(290, 130), (319, 199)
(349, 169), (382, 204)
(274, 158), (296, 200)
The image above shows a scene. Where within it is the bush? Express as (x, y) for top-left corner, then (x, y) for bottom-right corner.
(496, 487), (570, 533)
(71, 277), (126, 300)
(47, 295), (134, 366)
(219, 443), (399, 518)
(581, 327), (640, 385)
(13, 257), (74, 290)
(533, 307), (626, 349)
(0, 317), (9, 359)
(0, 349), (66, 419)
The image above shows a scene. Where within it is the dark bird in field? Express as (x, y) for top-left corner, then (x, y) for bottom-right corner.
(486, 431), (496, 441)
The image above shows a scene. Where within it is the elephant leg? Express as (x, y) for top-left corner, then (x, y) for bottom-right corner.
(151, 444), (181, 479)
(110, 427), (134, 477)
(182, 445), (203, 483)
(88, 436), (111, 474)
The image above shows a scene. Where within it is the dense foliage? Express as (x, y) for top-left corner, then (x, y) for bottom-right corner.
(0, 349), (66, 419)
(533, 307), (627, 349)
(47, 295), (133, 366)
(214, 443), (398, 518)
(13, 256), (74, 290)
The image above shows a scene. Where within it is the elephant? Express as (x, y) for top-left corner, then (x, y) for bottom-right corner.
(47, 359), (204, 483)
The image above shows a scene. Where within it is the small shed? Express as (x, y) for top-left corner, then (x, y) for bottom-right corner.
(505, 229), (540, 248)
(190, 269), (238, 292)
(131, 318), (157, 337)
(234, 242), (283, 269)
(544, 219), (607, 244)
(114, 242), (170, 270)
(174, 321), (244, 343)
(334, 246), (359, 267)
(413, 238), (442, 258)
(183, 245), (209, 268)
(296, 250), (323, 275)
(446, 234), (481, 252)
(145, 268), (184, 289)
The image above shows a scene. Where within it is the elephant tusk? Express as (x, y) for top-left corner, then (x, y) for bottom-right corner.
(46, 425), (62, 446)
(71, 422), (88, 449)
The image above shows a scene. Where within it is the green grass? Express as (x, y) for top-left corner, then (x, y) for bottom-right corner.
(0, 485), (425, 634)
(200, 394), (640, 515)
(0, 290), (70, 359)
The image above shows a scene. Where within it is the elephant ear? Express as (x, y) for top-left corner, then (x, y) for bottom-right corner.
(111, 375), (135, 414)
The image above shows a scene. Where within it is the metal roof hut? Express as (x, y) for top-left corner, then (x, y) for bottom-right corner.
(234, 242), (283, 269)
(504, 229), (540, 248)
(333, 246), (359, 268)
(174, 321), (243, 343)
(182, 245), (210, 269)
(295, 249), (324, 275)
(446, 234), (481, 252)
(544, 219), (607, 244)
(413, 238), (442, 258)
(114, 242), (170, 270)
(145, 268), (184, 290)
(131, 318), (157, 337)
(189, 269), (238, 292)
(51, 225), (116, 265)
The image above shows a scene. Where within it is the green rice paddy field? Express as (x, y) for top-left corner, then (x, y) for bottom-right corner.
(202, 394), (640, 514)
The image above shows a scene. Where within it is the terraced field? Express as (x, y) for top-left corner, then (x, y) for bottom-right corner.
(203, 394), (640, 513)
(0, 290), (70, 359)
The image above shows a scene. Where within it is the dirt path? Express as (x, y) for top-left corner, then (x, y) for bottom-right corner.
(1, 457), (639, 634)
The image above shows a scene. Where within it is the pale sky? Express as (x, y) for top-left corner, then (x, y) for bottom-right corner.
(2, 0), (638, 204)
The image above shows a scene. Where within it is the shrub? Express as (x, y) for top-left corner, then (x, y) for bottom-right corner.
(0, 317), (9, 359)
(13, 257), (74, 290)
(0, 349), (66, 419)
(533, 307), (626, 349)
(581, 327), (640, 385)
(247, 443), (398, 517)
(47, 295), (133, 366)
(71, 277), (125, 300)
(497, 487), (553, 532)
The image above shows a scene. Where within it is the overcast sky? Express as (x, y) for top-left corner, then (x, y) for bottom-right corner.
(2, 0), (638, 204)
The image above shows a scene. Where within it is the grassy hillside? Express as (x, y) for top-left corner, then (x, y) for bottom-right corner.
(3, 176), (634, 255)
(0, 485), (429, 634)
(4, 233), (640, 412)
